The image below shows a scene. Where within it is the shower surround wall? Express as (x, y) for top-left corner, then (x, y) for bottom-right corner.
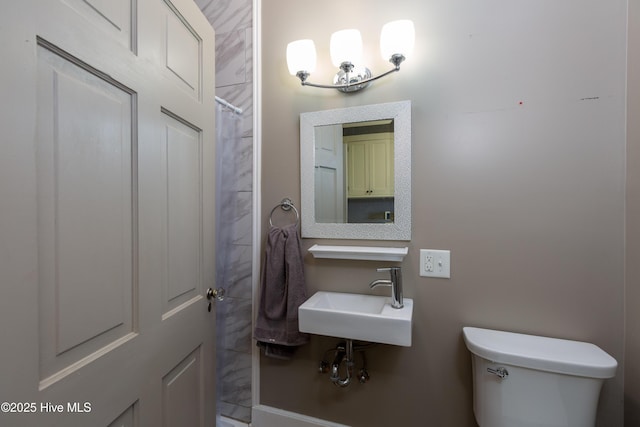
(195, 0), (254, 423)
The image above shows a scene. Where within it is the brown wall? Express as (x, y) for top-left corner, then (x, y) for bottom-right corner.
(260, 1), (627, 425)
(626, 1), (640, 425)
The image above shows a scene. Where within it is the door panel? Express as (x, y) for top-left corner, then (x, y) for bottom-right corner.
(62, 0), (136, 51)
(108, 403), (138, 427)
(161, 0), (202, 99)
(346, 142), (368, 196)
(369, 139), (394, 195)
(315, 167), (339, 222)
(163, 112), (203, 316)
(314, 124), (344, 222)
(36, 41), (137, 388)
(162, 347), (203, 427)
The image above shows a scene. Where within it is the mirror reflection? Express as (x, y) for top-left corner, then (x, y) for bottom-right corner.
(314, 120), (395, 224)
(300, 100), (411, 241)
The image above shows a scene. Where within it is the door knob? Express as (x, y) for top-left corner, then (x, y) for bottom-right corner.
(206, 288), (224, 312)
(206, 288), (225, 301)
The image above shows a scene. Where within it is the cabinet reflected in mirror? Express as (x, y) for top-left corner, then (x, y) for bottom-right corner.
(315, 120), (394, 224)
(301, 101), (411, 240)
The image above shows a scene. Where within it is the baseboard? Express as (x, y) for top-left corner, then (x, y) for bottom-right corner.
(251, 405), (350, 427)
(218, 415), (249, 427)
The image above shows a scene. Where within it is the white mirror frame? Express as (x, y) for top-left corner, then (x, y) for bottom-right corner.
(300, 100), (411, 240)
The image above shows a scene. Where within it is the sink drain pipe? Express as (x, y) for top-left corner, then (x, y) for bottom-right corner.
(319, 340), (373, 387)
(330, 339), (354, 387)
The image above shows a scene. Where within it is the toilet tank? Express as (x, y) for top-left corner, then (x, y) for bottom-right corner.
(462, 327), (617, 427)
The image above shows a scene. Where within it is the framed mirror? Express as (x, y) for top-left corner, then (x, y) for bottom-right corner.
(300, 100), (411, 240)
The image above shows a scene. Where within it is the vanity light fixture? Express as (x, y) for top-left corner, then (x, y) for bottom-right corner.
(286, 20), (415, 93)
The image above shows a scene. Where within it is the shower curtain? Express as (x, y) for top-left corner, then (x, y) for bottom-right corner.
(214, 100), (241, 423)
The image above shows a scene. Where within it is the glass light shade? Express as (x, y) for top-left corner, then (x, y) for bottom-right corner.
(286, 39), (317, 75)
(380, 20), (415, 60)
(330, 29), (363, 67)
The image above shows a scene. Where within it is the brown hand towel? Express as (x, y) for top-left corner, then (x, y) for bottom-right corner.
(254, 222), (309, 359)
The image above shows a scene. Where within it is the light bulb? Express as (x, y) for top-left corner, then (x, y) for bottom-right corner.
(330, 29), (363, 67)
(380, 20), (415, 61)
(286, 39), (317, 75)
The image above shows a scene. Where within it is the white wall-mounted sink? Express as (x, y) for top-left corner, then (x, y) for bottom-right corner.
(298, 291), (413, 346)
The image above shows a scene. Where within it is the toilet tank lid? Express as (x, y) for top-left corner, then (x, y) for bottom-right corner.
(462, 327), (617, 379)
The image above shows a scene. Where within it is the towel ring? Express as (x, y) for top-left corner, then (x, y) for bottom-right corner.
(269, 198), (300, 227)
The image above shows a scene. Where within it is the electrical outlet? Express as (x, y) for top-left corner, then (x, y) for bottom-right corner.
(424, 254), (434, 272)
(420, 249), (451, 278)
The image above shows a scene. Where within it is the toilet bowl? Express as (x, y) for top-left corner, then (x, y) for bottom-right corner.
(462, 327), (617, 427)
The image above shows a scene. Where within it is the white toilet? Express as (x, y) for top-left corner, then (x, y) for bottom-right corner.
(462, 327), (617, 427)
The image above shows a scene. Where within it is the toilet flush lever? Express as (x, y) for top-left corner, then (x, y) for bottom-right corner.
(487, 367), (509, 379)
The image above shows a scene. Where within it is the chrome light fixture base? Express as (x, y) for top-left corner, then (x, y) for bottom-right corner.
(333, 62), (372, 93)
(294, 55), (406, 93)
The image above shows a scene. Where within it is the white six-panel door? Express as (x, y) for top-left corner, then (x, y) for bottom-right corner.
(0, 0), (216, 425)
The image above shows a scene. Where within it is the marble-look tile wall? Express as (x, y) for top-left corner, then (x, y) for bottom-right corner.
(194, 0), (254, 423)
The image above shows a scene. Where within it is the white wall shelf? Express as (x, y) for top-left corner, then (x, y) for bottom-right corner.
(308, 244), (408, 262)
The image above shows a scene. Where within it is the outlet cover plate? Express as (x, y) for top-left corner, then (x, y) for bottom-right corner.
(420, 249), (451, 278)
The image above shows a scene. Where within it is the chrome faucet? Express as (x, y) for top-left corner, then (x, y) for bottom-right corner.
(369, 267), (403, 309)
